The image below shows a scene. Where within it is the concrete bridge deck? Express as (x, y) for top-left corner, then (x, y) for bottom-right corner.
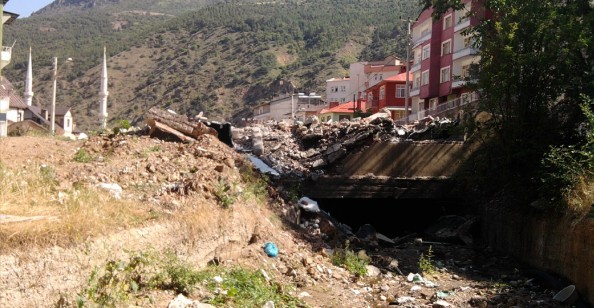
(302, 141), (473, 199)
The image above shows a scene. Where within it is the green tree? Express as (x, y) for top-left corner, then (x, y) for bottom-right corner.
(428, 0), (593, 197)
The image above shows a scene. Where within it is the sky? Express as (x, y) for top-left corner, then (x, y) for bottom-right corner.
(5, 0), (54, 18)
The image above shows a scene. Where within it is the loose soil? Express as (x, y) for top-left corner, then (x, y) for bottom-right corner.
(0, 134), (568, 307)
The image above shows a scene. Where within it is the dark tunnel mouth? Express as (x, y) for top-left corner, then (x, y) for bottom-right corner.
(314, 198), (470, 239)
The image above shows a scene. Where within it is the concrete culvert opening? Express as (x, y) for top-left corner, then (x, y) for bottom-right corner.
(315, 198), (471, 239)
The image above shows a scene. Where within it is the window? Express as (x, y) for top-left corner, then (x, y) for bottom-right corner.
(396, 85), (406, 98)
(461, 65), (470, 78)
(379, 74), (383, 80)
(414, 76), (421, 89)
(340, 98), (346, 103)
(421, 70), (429, 85)
(340, 86), (346, 92)
(463, 36), (473, 48)
(421, 27), (430, 37)
(374, 74), (378, 81)
(440, 66), (451, 83)
(368, 93), (374, 101)
(441, 40), (451, 55)
(422, 45), (431, 60)
(379, 87), (385, 99)
(66, 119), (71, 128)
(414, 50), (421, 64)
(443, 14), (453, 29)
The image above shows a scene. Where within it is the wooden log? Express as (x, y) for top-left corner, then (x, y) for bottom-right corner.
(145, 107), (218, 139)
(147, 118), (196, 143)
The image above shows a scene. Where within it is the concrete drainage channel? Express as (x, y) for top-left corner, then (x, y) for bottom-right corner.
(292, 195), (589, 307)
(314, 198), (471, 240)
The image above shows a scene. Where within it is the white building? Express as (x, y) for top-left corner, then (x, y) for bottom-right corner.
(326, 77), (350, 104)
(0, 2), (18, 137)
(252, 93), (326, 123)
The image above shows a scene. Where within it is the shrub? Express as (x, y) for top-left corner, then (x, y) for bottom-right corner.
(331, 240), (368, 277)
(418, 245), (436, 275)
(74, 148), (93, 163)
(214, 179), (237, 208)
(203, 267), (304, 307)
(113, 119), (132, 134)
(540, 96), (594, 213)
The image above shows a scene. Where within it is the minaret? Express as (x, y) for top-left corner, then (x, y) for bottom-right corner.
(24, 47), (34, 106)
(99, 46), (109, 129)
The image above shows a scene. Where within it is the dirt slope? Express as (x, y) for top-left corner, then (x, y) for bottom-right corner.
(0, 133), (569, 307)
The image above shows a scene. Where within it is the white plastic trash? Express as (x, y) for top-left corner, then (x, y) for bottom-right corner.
(553, 285), (578, 305)
(298, 196), (320, 213)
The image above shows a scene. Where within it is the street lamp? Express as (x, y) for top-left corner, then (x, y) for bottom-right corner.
(50, 57), (72, 134)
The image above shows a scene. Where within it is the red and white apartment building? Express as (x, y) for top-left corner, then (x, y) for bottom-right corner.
(365, 72), (412, 119)
(326, 56), (406, 111)
(409, 0), (488, 121)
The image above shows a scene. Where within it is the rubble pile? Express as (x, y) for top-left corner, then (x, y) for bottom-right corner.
(232, 112), (462, 178)
(64, 132), (246, 208)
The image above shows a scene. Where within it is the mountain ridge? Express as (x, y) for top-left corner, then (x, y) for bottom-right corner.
(4, 0), (421, 130)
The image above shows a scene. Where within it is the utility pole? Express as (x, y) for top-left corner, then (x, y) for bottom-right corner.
(403, 17), (413, 125)
(291, 93), (295, 124)
(50, 57), (57, 134)
(0, 1), (5, 138)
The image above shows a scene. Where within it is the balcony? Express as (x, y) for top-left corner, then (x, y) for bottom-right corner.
(410, 88), (420, 97)
(410, 62), (421, 73)
(452, 46), (479, 60)
(412, 31), (432, 48)
(454, 18), (471, 32)
(452, 76), (466, 88)
(452, 76), (478, 89)
(394, 92), (480, 124)
(0, 46), (12, 70)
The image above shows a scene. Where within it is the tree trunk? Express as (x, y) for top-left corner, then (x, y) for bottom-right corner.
(145, 107), (217, 140)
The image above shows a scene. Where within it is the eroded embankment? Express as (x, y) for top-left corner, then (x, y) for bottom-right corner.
(0, 201), (278, 307)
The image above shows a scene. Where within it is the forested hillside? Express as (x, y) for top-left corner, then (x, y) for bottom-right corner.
(4, 0), (420, 130)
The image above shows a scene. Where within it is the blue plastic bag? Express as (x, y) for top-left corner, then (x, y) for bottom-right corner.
(263, 242), (279, 257)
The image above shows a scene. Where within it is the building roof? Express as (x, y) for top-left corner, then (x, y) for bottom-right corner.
(319, 102), (359, 114)
(385, 72), (413, 83)
(326, 77), (350, 82)
(55, 106), (71, 116)
(3, 0), (19, 25)
(0, 77), (28, 109)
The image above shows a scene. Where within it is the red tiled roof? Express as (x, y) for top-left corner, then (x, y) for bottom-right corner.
(319, 101), (364, 114)
(385, 72), (413, 83)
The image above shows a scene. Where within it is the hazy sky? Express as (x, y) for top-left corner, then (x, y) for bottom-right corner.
(5, 0), (54, 18)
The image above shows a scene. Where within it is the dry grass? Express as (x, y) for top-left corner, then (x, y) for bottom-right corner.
(564, 175), (594, 219)
(0, 163), (154, 253)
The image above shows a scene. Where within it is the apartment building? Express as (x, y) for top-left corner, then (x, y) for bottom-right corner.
(365, 72), (412, 119)
(326, 77), (350, 104)
(409, 0), (487, 119)
(325, 56), (406, 108)
(252, 93), (326, 123)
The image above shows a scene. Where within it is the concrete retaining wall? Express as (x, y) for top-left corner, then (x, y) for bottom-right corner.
(481, 203), (594, 304)
(337, 141), (469, 178)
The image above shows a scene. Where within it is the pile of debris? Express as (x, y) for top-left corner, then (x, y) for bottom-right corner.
(232, 109), (461, 178)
